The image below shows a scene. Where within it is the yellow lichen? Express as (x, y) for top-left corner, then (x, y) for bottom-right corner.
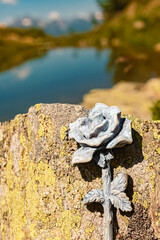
(149, 171), (156, 192)
(85, 224), (95, 236)
(138, 178), (143, 184)
(24, 158), (56, 223)
(143, 153), (149, 161)
(60, 126), (68, 140)
(9, 115), (20, 133)
(38, 113), (46, 137)
(14, 115), (20, 128)
(2, 132), (57, 240)
(132, 191), (142, 204)
(35, 103), (41, 112)
(153, 128), (160, 140)
(132, 191), (149, 209)
(116, 166), (122, 172)
(58, 210), (81, 239)
(26, 118), (32, 141)
(148, 162), (153, 167)
(20, 133), (27, 148)
(56, 197), (63, 210)
(29, 222), (38, 238)
(156, 147), (160, 154)
(146, 161), (156, 192)
(131, 118), (144, 136)
(143, 200), (149, 209)
(37, 114), (55, 140)
(156, 214), (160, 226)
(5, 151), (27, 240)
(60, 145), (70, 157)
(65, 177), (74, 194)
(6, 152), (14, 189)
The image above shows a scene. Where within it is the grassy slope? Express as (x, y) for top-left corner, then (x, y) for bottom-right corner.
(55, 0), (160, 52)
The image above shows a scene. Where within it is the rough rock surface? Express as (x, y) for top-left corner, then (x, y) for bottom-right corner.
(82, 78), (160, 120)
(0, 103), (160, 240)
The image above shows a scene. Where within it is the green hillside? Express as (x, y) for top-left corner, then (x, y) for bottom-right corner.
(56, 0), (160, 52)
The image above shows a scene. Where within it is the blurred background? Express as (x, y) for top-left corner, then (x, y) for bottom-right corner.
(0, 0), (160, 122)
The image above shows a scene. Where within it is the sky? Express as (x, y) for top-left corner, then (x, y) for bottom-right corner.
(0, 0), (100, 23)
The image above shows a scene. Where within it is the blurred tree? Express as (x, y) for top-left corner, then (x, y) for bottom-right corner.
(97, 0), (151, 16)
(90, 13), (99, 26)
(97, 0), (131, 16)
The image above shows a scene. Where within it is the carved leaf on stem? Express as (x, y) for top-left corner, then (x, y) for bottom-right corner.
(110, 172), (128, 193)
(109, 192), (132, 212)
(83, 189), (104, 205)
(109, 172), (132, 212)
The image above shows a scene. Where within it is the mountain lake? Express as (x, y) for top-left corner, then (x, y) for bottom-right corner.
(0, 48), (113, 122)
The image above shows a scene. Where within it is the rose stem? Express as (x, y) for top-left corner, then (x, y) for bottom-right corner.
(102, 160), (113, 240)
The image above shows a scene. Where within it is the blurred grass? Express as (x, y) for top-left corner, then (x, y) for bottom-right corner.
(151, 100), (160, 120)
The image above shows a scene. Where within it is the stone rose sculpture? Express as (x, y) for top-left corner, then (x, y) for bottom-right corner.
(69, 103), (133, 240)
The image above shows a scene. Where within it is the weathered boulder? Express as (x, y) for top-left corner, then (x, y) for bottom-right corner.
(0, 103), (160, 240)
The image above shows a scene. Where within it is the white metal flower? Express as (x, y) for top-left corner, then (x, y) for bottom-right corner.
(69, 103), (132, 164)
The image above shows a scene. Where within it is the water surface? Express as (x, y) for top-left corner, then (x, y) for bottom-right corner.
(0, 48), (113, 122)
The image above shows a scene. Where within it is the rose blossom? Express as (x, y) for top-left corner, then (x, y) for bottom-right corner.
(69, 103), (132, 164)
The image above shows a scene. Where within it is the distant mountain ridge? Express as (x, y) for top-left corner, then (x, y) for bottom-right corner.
(8, 16), (98, 36)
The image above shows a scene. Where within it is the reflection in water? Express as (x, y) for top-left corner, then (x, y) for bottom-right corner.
(0, 41), (46, 74)
(11, 66), (31, 80)
(108, 47), (160, 83)
(0, 48), (113, 122)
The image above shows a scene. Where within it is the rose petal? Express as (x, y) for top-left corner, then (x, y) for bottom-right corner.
(72, 147), (96, 164)
(69, 118), (85, 142)
(106, 118), (132, 149)
(79, 114), (109, 139)
(89, 104), (121, 139)
(69, 103), (122, 147)
(89, 103), (110, 118)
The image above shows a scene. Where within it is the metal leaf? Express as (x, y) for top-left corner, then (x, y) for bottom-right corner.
(109, 172), (132, 212)
(109, 192), (132, 212)
(110, 172), (128, 193)
(83, 189), (104, 205)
